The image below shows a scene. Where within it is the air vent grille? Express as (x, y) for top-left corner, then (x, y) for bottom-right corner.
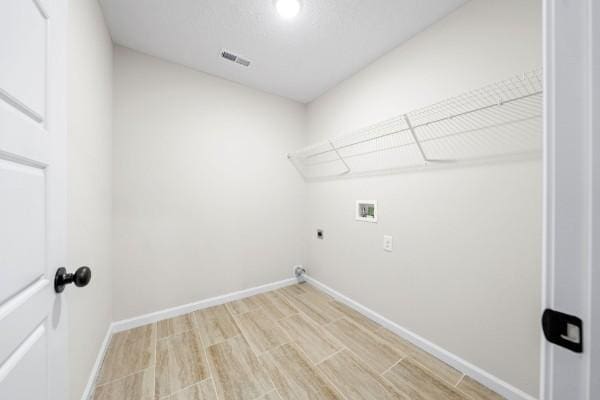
(221, 50), (251, 67)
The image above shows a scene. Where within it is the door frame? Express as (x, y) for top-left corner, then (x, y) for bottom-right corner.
(47, 0), (69, 398)
(541, 0), (599, 399)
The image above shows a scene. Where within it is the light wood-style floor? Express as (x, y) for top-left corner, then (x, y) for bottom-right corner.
(92, 283), (505, 400)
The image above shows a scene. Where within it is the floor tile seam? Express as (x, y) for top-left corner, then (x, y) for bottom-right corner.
(156, 316), (200, 340)
(256, 362), (279, 400)
(281, 315), (338, 351)
(309, 348), (350, 400)
(322, 317), (407, 376)
(269, 340), (349, 400)
(94, 366), (152, 389)
(455, 373), (466, 387)
(153, 320), (159, 400)
(403, 354), (464, 387)
(313, 346), (348, 366)
(156, 377), (213, 400)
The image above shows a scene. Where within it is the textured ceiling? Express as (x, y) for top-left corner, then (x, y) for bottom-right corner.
(99, 0), (467, 103)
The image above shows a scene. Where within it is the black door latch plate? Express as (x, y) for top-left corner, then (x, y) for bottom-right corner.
(542, 309), (583, 353)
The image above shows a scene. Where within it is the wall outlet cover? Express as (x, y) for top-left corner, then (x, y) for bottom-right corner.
(383, 235), (393, 252)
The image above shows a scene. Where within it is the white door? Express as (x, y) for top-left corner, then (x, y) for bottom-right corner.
(0, 0), (68, 399)
(542, 0), (599, 399)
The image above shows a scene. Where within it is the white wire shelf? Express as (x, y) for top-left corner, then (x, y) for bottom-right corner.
(288, 69), (543, 180)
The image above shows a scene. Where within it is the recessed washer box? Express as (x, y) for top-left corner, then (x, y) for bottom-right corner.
(356, 200), (377, 223)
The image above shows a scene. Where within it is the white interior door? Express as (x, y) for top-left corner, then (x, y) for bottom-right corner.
(0, 0), (68, 399)
(542, 0), (599, 399)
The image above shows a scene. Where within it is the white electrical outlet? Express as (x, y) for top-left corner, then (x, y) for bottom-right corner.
(383, 235), (393, 252)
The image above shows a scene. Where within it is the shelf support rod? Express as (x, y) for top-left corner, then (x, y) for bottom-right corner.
(404, 114), (430, 163)
(329, 140), (351, 175)
(287, 153), (309, 180)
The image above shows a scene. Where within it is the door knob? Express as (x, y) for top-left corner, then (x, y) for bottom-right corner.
(54, 266), (92, 293)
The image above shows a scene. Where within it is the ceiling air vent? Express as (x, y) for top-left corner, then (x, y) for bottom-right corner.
(221, 50), (251, 67)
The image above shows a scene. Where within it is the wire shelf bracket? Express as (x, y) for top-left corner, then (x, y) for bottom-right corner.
(328, 140), (351, 175)
(402, 114), (451, 164)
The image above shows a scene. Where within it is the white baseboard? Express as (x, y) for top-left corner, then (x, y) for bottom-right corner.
(305, 275), (537, 400)
(81, 323), (114, 400)
(111, 277), (297, 332)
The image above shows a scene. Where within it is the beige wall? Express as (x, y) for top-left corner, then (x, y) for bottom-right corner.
(305, 0), (542, 396)
(67, 0), (113, 399)
(112, 47), (306, 320)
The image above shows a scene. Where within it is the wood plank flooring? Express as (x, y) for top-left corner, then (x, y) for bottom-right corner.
(95, 323), (156, 386)
(92, 284), (506, 400)
(383, 358), (468, 400)
(156, 330), (209, 398)
(278, 313), (342, 364)
(260, 342), (343, 399)
(207, 335), (274, 400)
(318, 349), (403, 400)
(234, 308), (289, 354)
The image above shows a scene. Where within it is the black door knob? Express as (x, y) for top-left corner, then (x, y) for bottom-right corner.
(54, 266), (92, 293)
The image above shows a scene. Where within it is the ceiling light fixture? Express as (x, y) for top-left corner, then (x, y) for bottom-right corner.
(275, 0), (301, 19)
